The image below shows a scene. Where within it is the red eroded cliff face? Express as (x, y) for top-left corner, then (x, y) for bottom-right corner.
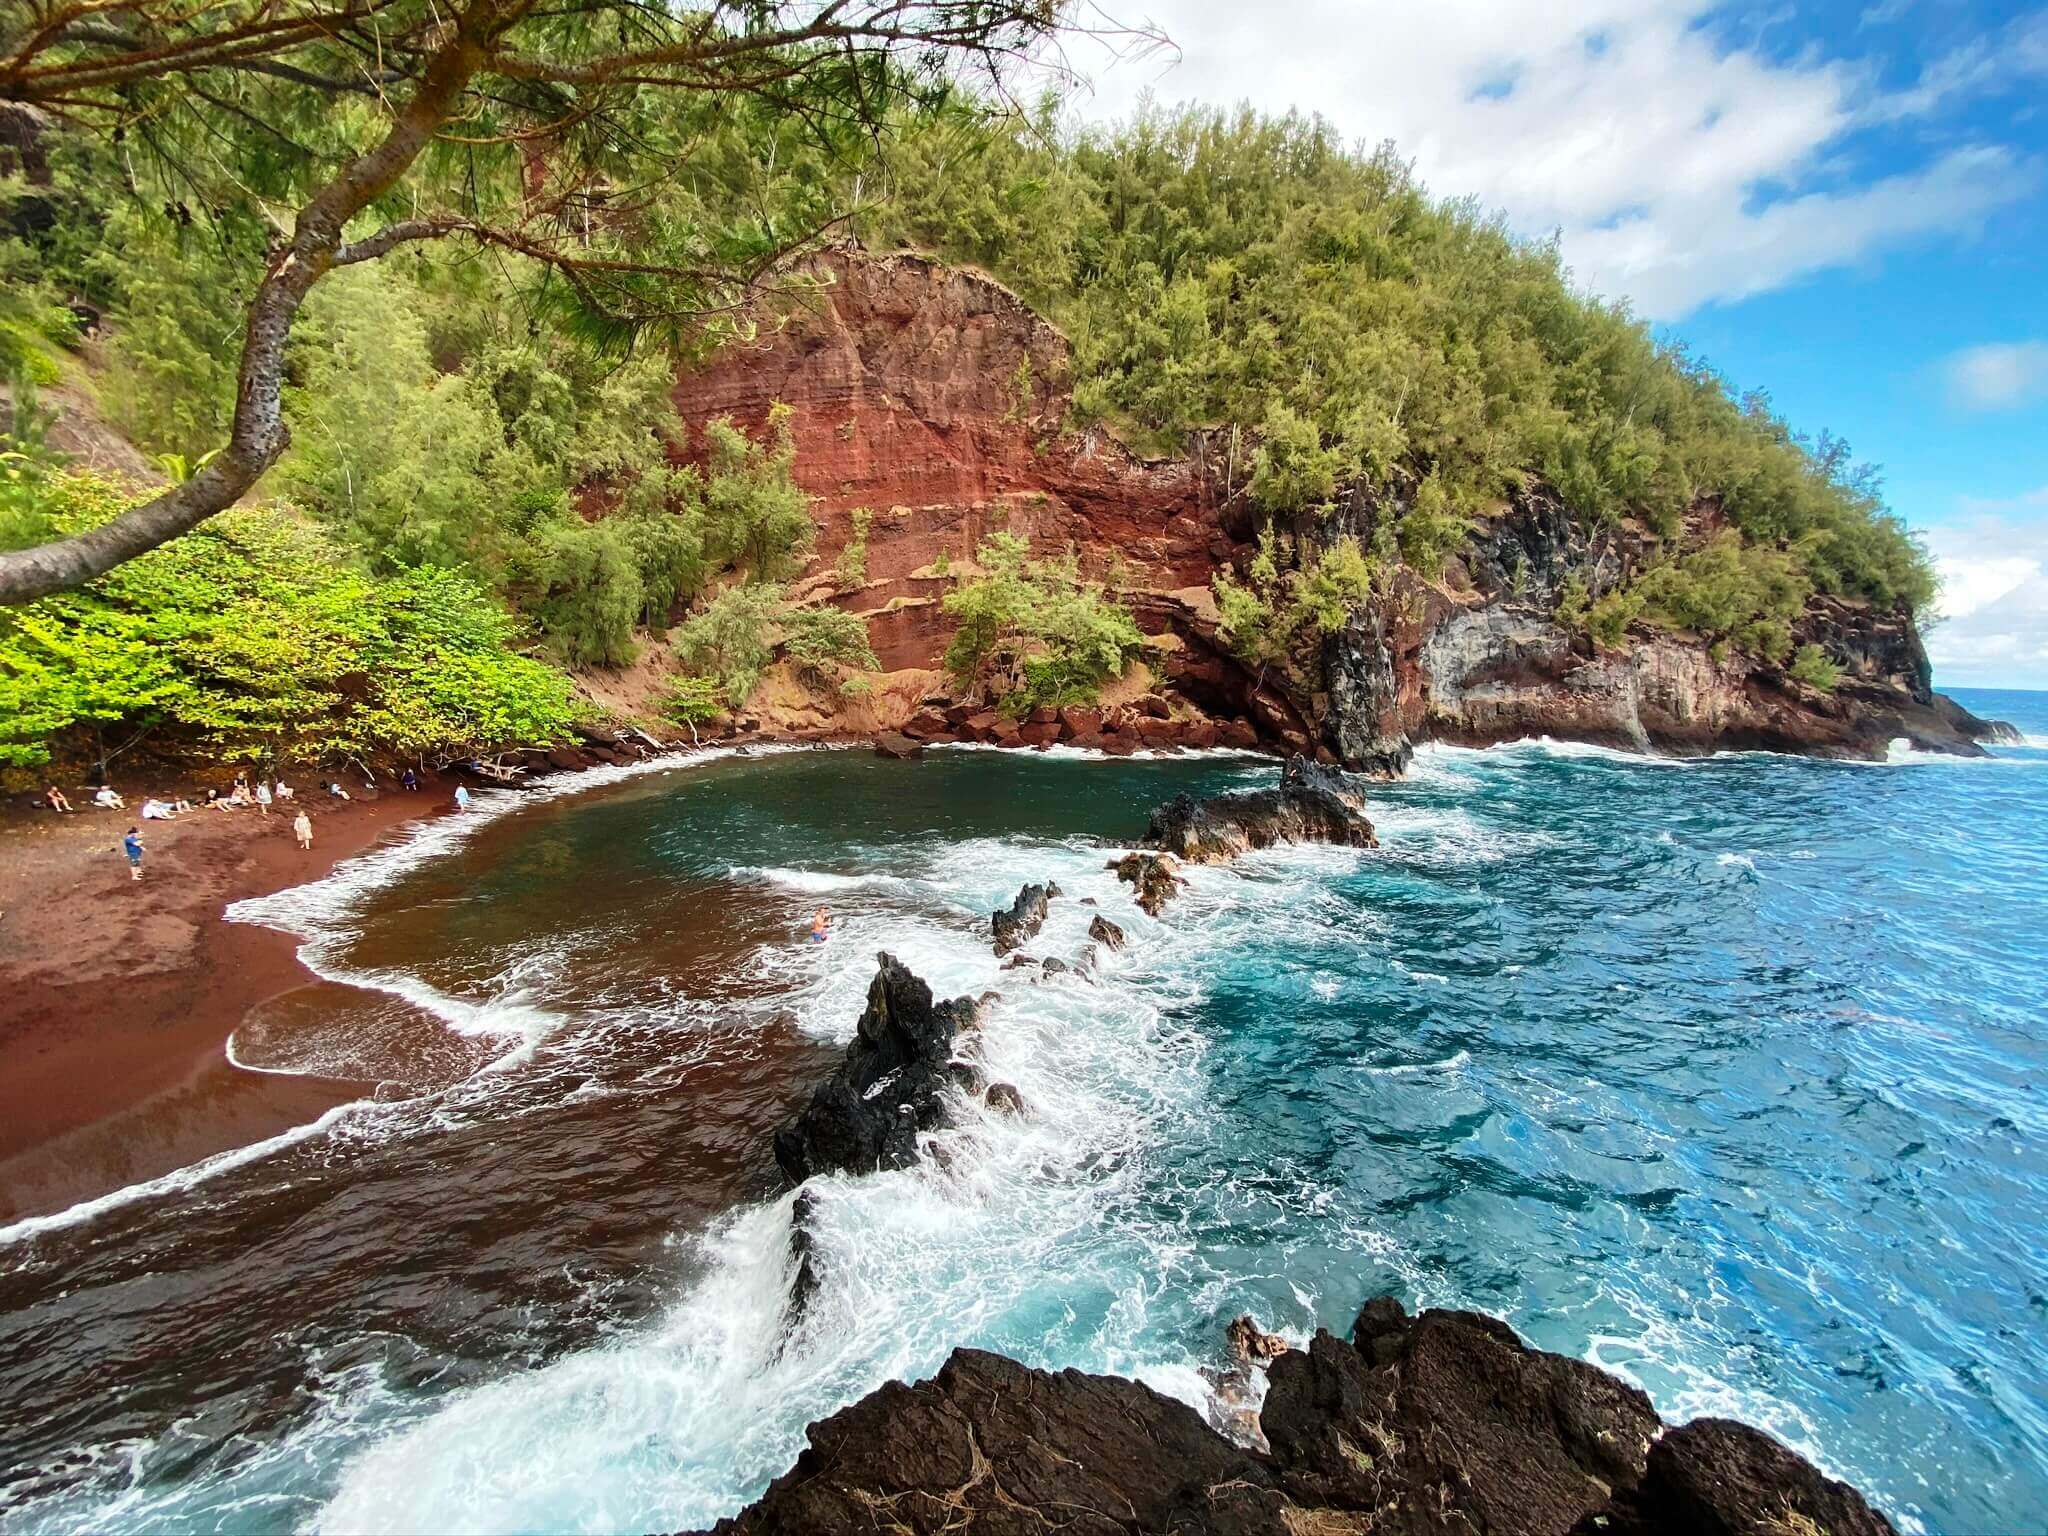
(668, 246), (2001, 764)
(671, 247), (1222, 676)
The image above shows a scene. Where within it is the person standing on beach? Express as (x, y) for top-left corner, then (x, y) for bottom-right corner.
(255, 779), (272, 815)
(809, 906), (831, 943)
(293, 809), (313, 850)
(454, 784), (472, 811)
(123, 826), (143, 882)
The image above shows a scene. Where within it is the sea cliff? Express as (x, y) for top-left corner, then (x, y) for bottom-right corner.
(670, 246), (1995, 766)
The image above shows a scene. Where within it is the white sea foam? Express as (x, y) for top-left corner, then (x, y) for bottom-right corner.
(1362, 1049), (1471, 1077)
(0, 1098), (381, 1251)
(5, 749), (792, 1252)
(314, 831), (1228, 1534)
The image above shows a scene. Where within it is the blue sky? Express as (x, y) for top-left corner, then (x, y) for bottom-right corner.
(1071, 0), (2048, 687)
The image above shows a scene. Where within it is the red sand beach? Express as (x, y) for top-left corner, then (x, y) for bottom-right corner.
(0, 785), (443, 1223)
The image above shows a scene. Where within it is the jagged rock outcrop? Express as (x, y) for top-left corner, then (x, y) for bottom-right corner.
(990, 882), (1051, 956)
(1087, 913), (1125, 950)
(666, 247), (1996, 766)
(695, 1296), (1896, 1536)
(1108, 850), (1185, 915)
(772, 953), (979, 1184)
(1145, 754), (1378, 864)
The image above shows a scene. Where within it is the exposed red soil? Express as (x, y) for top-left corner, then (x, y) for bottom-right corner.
(0, 783), (443, 1222)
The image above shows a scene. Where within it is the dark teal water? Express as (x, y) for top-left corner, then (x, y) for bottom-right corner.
(2, 693), (2044, 1534)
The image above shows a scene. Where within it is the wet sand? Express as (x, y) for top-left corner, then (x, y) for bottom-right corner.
(0, 785), (443, 1223)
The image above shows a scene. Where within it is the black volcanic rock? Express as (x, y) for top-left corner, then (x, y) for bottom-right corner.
(1144, 753), (1377, 864)
(1585, 1415), (1897, 1536)
(991, 882), (1051, 955)
(1088, 913), (1126, 950)
(771, 953), (977, 1184)
(1108, 850), (1185, 914)
(695, 1295), (1896, 1536)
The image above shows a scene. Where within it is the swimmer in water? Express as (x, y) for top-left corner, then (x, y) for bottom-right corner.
(809, 905), (830, 943)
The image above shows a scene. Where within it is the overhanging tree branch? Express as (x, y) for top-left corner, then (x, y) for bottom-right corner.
(0, 1), (1161, 603)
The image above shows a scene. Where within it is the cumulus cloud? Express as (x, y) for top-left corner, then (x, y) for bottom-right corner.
(1924, 507), (2048, 688)
(1068, 0), (2038, 319)
(1943, 341), (2048, 410)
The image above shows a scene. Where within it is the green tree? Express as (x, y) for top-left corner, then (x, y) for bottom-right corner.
(943, 531), (1144, 710)
(0, 1), (1116, 603)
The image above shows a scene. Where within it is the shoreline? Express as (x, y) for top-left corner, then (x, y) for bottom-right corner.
(0, 787), (442, 1224)
(1, 721), (2018, 1227)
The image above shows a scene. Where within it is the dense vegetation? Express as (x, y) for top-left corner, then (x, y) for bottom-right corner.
(1, 79), (1943, 775)
(863, 101), (1937, 656)
(0, 473), (576, 772)
(943, 532), (1146, 712)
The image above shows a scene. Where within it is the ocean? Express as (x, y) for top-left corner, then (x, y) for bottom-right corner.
(1, 689), (2044, 1534)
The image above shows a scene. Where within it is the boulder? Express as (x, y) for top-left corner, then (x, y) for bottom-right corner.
(1144, 754), (1376, 864)
(772, 954), (979, 1184)
(984, 1081), (1026, 1116)
(1218, 718), (1261, 750)
(965, 710), (1001, 741)
(991, 882), (1051, 956)
(873, 731), (925, 760)
(1087, 913), (1126, 951)
(1588, 1416), (1896, 1536)
(1108, 850), (1184, 916)
(1059, 705), (1103, 737)
(1017, 721), (1063, 747)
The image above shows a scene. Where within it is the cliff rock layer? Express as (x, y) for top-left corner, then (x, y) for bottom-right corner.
(692, 1296), (1895, 1536)
(670, 247), (1994, 764)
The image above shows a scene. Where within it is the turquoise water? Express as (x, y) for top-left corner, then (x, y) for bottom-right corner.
(2, 692), (2044, 1534)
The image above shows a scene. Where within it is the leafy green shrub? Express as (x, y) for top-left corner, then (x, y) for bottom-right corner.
(0, 474), (577, 771)
(942, 531), (1144, 710)
(673, 582), (782, 706)
(661, 674), (726, 740)
(1248, 401), (1343, 514)
(782, 604), (879, 679)
(1788, 643), (1841, 692)
(696, 404), (814, 580)
(1397, 473), (1474, 580)
(835, 507), (874, 588)
(1212, 526), (1382, 665)
(1636, 531), (1809, 662)
(520, 515), (643, 667)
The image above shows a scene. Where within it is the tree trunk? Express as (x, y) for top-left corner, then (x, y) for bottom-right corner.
(0, 4), (500, 605)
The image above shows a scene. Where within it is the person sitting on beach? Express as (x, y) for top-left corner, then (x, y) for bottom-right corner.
(325, 780), (351, 801)
(809, 905), (831, 943)
(44, 785), (72, 813)
(274, 779), (293, 801)
(170, 795), (194, 813)
(123, 826), (144, 882)
(230, 782), (255, 807)
(293, 809), (313, 850)
(206, 787), (232, 811)
(93, 785), (125, 810)
(141, 797), (175, 821)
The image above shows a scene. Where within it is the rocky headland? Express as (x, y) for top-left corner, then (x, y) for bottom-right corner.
(671, 245), (2004, 769)
(733, 769), (1901, 1534)
(695, 1298), (1894, 1536)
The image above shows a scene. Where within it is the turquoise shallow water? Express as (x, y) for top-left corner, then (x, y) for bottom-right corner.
(1, 691), (2044, 1534)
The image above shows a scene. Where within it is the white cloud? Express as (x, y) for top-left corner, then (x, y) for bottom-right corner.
(1924, 510), (2048, 688)
(1943, 341), (2048, 410)
(1066, 0), (2038, 319)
